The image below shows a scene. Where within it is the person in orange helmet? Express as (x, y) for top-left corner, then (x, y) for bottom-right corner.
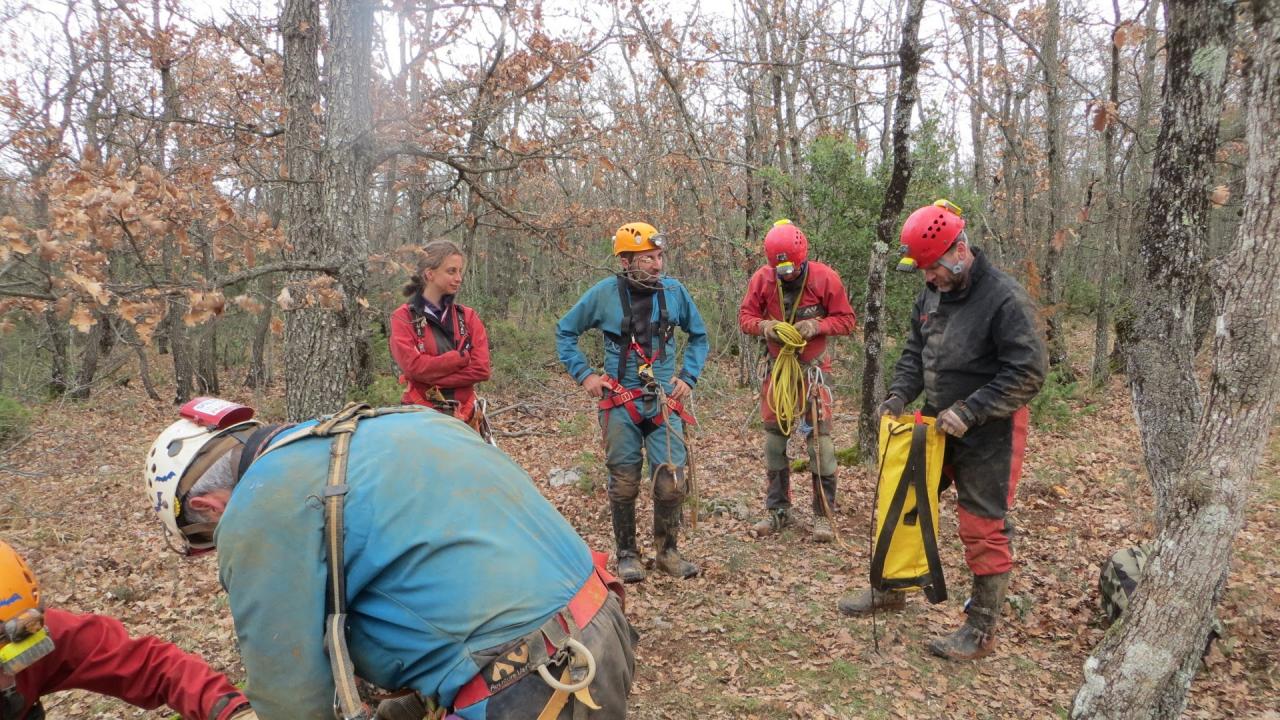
(556, 222), (709, 582)
(0, 540), (255, 720)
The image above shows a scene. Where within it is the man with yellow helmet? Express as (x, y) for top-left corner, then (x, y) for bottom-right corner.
(1, 540), (254, 720)
(556, 221), (710, 582)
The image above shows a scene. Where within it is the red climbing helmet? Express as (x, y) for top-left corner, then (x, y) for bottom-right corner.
(898, 200), (966, 271)
(763, 219), (808, 273)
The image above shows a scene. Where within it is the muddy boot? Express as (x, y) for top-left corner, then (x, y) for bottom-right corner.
(653, 501), (699, 578)
(610, 500), (646, 583)
(928, 572), (1009, 660)
(811, 473), (838, 515)
(751, 507), (793, 537)
(811, 517), (834, 543)
(837, 587), (907, 616)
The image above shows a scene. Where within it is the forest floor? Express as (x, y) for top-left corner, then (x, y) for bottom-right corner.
(2, 320), (1277, 719)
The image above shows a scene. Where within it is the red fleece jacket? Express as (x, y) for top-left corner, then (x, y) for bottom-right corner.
(8, 609), (248, 720)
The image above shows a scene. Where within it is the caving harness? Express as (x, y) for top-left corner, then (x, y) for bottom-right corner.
(258, 403), (607, 720)
(597, 276), (696, 426)
(405, 300), (497, 446)
(596, 275), (701, 523)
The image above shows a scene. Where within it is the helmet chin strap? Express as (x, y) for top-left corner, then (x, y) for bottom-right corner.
(622, 269), (664, 290)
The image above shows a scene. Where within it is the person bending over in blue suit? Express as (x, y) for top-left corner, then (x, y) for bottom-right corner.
(142, 397), (635, 720)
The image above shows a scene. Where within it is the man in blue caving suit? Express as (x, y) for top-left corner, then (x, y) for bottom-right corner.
(556, 222), (710, 583)
(142, 398), (635, 719)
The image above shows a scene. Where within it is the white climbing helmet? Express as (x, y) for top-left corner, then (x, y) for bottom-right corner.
(143, 398), (259, 555)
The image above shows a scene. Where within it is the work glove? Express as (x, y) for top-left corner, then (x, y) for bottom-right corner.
(877, 394), (904, 418)
(794, 318), (820, 339)
(758, 319), (782, 342)
(375, 693), (429, 720)
(937, 402), (976, 438)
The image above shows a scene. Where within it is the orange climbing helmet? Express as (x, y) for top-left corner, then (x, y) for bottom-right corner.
(0, 541), (40, 622)
(612, 222), (666, 256)
(1, 540), (54, 674)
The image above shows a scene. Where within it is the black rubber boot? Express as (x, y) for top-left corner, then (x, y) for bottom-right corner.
(928, 572), (1009, 660)
(837, 587), (907, 616)
(653, 501), (699, 578)
(610, 500), (646, 583)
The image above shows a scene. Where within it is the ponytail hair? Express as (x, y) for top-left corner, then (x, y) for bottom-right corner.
(403, 239), (466, 297)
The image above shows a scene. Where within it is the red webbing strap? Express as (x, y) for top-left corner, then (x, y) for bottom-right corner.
(596, 376), (696, 427)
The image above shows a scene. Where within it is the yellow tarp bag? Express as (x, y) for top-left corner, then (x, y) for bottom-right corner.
(870, 413), (948, 603)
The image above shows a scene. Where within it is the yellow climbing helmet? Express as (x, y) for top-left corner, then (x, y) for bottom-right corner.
(611, 222), (666, 256)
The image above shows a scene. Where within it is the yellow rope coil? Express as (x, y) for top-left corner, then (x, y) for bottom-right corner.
(766, 322), (808, 436)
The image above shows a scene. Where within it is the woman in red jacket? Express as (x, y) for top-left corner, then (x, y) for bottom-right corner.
(389, 239), (492, 428)
(1, 540), (254, 720)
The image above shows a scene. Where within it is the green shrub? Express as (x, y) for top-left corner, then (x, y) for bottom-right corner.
(0, 395), (31, 442)
(1030, 366), (1079, 429)
(486, 315), (562, 392)
(349, 375), (405, 407)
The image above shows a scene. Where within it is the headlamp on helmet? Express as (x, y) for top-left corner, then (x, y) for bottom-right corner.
(0, 541), (54, 674)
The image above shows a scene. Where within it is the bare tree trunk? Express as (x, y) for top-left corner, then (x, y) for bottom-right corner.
(32, 190), (70, 397)
(281, 0), (337, 419)
(1040, 0), (1071, 370)
(1112, 0), (1165, 368)
(1073, 3), (1276, 715)
(858, 0), (924, 461)
(245, 274), (276, 390)
(70, 312), (114, 399)
(1091, 1), (1123, 385)
(1119, 0), (1234, 528)
(962, 9), (987, 248)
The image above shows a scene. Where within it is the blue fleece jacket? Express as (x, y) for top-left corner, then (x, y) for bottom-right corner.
(555, 275), (709, 398)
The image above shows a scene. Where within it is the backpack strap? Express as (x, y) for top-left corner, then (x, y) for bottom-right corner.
(869, 420), (947, 603)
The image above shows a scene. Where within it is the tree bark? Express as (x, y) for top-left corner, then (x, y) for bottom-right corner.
(857, 0), (924, 461)
(1091, 1), (1123, 386)
(1120, 0), (1234, 528)
(962, 9), (987, 249)
(1040, 0), (1071, 370)
(282, 0), (373, 420)
(1073, 3), (1278, 715)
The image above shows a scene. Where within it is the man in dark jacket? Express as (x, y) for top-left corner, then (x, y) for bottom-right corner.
(838, 200), (1047, 661)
